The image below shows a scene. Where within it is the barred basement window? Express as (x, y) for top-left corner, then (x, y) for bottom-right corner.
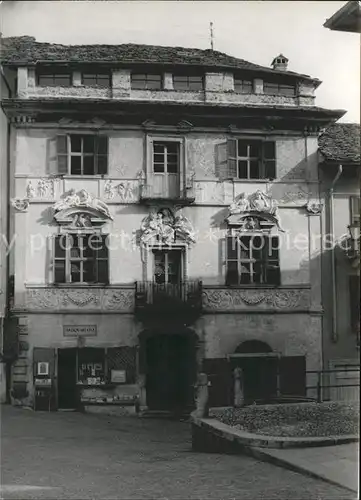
(226, 234), (280, 285)
(53, 234), (109, 284)
(49, 135), (108, 176)
(173, 75), (204, 91)
(131, 73), (162, 90)
(227, 139), (276, 180)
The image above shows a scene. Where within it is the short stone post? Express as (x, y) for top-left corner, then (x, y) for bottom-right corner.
(234, 367), (245, 408)
(194, 372), (209, 418)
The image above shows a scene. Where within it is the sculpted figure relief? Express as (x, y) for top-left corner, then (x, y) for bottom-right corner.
(140, 209), (195, 245)
(53, 189), (112, 219)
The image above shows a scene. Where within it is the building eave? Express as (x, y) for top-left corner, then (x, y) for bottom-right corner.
(324, 0), (361, 33)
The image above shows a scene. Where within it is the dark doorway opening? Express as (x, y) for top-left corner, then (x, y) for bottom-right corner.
(57, 348), (77, 409)
(232, 341), (278, 403)
(145, 334), (195, 411)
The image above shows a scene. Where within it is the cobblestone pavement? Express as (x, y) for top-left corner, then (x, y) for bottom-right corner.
(0, 406), (356, 500)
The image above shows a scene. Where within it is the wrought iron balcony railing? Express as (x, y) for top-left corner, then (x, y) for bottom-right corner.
(135, 280), (202, 315)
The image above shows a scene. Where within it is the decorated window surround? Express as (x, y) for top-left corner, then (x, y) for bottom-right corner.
(143, 242), (188, 283)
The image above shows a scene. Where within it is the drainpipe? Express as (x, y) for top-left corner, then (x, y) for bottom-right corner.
(329, 164), (343, 343)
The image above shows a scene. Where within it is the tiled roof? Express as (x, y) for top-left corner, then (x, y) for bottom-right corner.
(0, 36), (319, 83)
(318, 123), (360, 163)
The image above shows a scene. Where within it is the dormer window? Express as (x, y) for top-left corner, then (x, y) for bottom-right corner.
(264, 81), (295, 96)
(131, 73), (162, 90)
(173, 74), (204, 91)
(81, 73), (111, 87)
(234, 78), (253, 94)
(37, 68), (72, 87)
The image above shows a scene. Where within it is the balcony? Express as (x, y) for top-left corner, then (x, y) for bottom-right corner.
(139, 177), (195, 205)
(135, 281), (202, 320)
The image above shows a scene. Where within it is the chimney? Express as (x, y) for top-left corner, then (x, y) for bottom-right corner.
(271, 54), (289, 71)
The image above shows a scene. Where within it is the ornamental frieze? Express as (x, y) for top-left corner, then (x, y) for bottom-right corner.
(202, 288), (310, 311)
(25, 287), (135, 312)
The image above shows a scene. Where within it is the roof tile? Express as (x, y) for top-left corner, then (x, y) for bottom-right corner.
(318, 123), (360, 163)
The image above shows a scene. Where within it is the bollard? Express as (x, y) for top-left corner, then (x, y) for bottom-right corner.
(234, 367), (245, 408)
(194, 372), (209, 418)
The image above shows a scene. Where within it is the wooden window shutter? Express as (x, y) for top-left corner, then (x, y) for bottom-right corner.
(226, 235), (239, 285)
(349, 275), (360, 331)
(95, 235), (109, 284)
(53, 234), (66, 283)
(215, 142), (228, 180)
(96, 136), (108, 175)
(350, 196), (360, 225)
(263, 141), (276, 180)
(227, 138), (237, 179)
(265, 235), (280, 285)
(56, 135), (68, 175)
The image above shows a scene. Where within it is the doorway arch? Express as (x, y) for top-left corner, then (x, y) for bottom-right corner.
(232, 339), (277, 403)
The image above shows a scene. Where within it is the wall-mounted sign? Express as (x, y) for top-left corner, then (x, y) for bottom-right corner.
(111, 369), (126, 384)
(35, 378), (52, 386)
(63, 325), (97, 337)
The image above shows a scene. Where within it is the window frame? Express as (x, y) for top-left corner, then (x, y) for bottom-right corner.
(37, 70), (72, 87)
(146, 134), (185, 187)
(227, 138), (276, 180)
(152, 140), (180, 174)
(173, 74), (204, 91)
(226, 232), (280, 286)
(81, 73), (111, 87)
(234, 78), (253, 94)
(130, 73), (163, 90)
(263, 81), (296, 96)
(53, 233), (109, 285)
(350, 196), (360, 225)
(55, 134), (108, 176)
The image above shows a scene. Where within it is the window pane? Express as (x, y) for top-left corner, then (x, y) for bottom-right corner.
(54, 75), (71, 86)
(238, 160), (248, 179)
(54, 236), (66, 258)
(71, 263), (81, 282)
(71, 156), (81, 175)
(250, 160), (260, 179)
(253, 262), (262, 284)
(97, 136), (108, 154)
(83, 261), (95, 282)
(54, 261), (66, 283)
(167, 162), (178, 174)
(280, 85), (295, 96)
(226, 261), (238, 285)
(264, 141), (275, 160)
(82, 75), (97, 86)
(71, 135), (81, 153)
(83, 155), (95, 175)
(96, 236), (108, 258)
(97, 76), (110, 87)
(166, 142), (178, 154)
(38, 76), (53, 86)
(153, 143), (164, 153)
(97, 155), (108, 175)
(249, 142), (261, 157)
(153, 163), (165, 173)
(237, 140), (249, 157)
(97, 260), (109, 283)
(83, 136), (95, 153)
(227, 236), (238, 260)
(239, 236), (250, 258)
(154, 153), (165, 163)
(240, 264), (251, 284)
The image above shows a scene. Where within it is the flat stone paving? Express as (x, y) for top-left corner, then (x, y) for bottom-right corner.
(0, 405), (357, 499)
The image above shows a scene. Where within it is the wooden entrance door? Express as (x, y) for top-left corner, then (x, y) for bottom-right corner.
(145, 334), (194, 411)
(57, 348), (77, 409)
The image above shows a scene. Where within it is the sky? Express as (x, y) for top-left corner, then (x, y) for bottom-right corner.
(0, 0), (359, 123)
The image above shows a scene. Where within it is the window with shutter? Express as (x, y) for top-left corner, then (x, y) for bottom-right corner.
(223, 139), (276, 180)
(226, 233), (280, 285)
(50, 135), (108, 175)
(53, 233), (109, 284)
(350, 196), (360, 225)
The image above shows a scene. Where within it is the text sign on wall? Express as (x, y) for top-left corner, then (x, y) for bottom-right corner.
(63, 325), (97, 337)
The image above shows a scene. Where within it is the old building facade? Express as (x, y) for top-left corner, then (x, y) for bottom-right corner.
(1, 37), (345, 411)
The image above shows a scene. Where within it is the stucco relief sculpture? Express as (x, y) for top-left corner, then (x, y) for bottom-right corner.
(11, 198), (30, 212)
(202, 288), (310, 311)
(228, 190), (284, 232)
(305, 201), (323, 215)
(140, 209), (196, 246)
(26, 179), (55, 199)
(53, 189), (113, 220)
(104, 180), (137, 202)
(26, 182), (35, 199)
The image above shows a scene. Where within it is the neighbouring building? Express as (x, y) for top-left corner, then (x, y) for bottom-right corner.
(324, 0), (361, 33)
(1, 36), (345, 412)
(318, 123), (360, 400)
